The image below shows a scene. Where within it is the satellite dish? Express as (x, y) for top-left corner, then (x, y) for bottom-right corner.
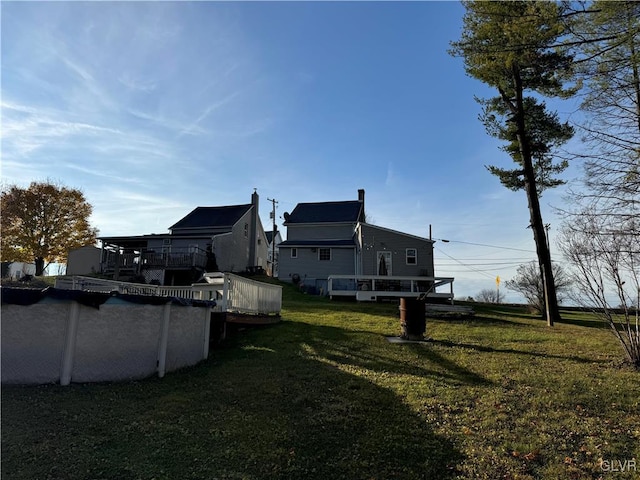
(283, 212), (290, 221)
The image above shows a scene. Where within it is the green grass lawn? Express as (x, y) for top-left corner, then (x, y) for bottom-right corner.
(2, 283), (639, 480)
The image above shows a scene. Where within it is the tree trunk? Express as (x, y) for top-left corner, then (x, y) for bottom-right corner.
(34, 257), (45, 277)
(512, 66), (561, 326)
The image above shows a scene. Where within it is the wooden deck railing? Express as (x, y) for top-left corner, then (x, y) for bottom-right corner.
(55, 274), (282, 316)
(217, 274), (283, 315)
(101, 248), (208, 274)
(327, 275), (455, 303)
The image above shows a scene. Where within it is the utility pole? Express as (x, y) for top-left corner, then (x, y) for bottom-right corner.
(267, 197), (278, 277)
(544, 224), (550, 250)
(542, 223), (551, 324)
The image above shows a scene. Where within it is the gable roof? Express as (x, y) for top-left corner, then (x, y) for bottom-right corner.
(359, 222), (435, 244)
(169, 204), (252, 231)
(284, 201), (362, 224)
(265, 230), (281, 244)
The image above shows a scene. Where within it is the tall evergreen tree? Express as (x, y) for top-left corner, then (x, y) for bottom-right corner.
(450, 1), (576, 326)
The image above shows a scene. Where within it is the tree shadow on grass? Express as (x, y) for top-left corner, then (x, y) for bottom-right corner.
(430, 339), (609, 365)
(556, 313), (610, 331)
(1, 321), (465, 480)
(280, 321), (492, 387)
(430, 314), (528, 327)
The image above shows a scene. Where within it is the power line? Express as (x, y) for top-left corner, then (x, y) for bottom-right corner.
(435, 256), (534, 261)
(435, 261), (531, 266)
(435, 238), (536, 253)
(435, 247), (495, 280)
(439, 266), (522, 273)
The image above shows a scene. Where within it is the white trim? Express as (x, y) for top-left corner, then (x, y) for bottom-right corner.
(406, 248), (418, 265)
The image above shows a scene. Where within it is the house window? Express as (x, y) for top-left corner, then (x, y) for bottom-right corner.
(291, 248), (298, 258)
(318, 248), (331, 261)
(406, 248), (417, 265)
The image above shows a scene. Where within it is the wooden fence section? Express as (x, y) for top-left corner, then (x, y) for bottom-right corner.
(55, 274), (282, 316)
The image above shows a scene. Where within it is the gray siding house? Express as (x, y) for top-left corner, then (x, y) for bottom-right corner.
(95, 191), (268, 285)
(278, 190), (435, 295)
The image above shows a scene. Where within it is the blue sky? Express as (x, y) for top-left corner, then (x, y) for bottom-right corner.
(1, 1), (581, 302)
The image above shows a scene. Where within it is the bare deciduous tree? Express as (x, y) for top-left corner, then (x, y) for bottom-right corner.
(563, 1), (640, 232)
(476, 288), (505, 304)
(506, 262), (572, 315)
(558, 214), (640, 368)
(556, 1), (640, 368)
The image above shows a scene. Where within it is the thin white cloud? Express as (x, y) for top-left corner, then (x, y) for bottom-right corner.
(1, 103), (127, 158)
(481, 189), (510, 201)
(118, 73), (157, 93)
(60, 163), (145, 185)
(88, 186), (193, 234)
(125, 109), (205, 136)
(385, 162), (395, 187)
(59, 55), (94, 83)
(178, 91), (242, 137)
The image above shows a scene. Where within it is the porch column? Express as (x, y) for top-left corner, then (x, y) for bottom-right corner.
(114, 249), (120, 280)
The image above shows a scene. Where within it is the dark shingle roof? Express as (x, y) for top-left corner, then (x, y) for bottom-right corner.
(284, 201), (362, 224)
(169, 204), (251, 231)
(265, 230), (278, 244)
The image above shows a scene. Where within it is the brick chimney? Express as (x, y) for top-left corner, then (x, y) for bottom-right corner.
(249, 189), (259, 268)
